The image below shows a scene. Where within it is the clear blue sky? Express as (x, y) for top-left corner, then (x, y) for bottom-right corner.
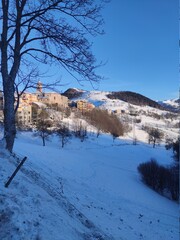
(56, 0), (179, 101)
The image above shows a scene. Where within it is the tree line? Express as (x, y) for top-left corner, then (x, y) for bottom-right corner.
(32, 108), (128, 147)
(107, 91), (165, 110)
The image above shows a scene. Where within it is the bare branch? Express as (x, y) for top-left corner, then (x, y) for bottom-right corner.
(0, 0), (107, 151)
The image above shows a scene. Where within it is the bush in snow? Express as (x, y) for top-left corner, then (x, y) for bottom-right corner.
(165, 138), (179, 162)
(138, 159), (179, 201)
(167, 165), (179, 201)
(138, 159), (162, 190)
(145, 127), (164, 148)
(85, 109), (124, 138)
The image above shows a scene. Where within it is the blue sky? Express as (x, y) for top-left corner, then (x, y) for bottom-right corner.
(57, 0), (178, 101)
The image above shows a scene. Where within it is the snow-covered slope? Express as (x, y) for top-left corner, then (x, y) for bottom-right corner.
(0, 90), (179, 239)
(158, 99), (179, 112)
(68, 89), (178, 112)
(0, 132), (179, 240)
(68, 90), (179, 141)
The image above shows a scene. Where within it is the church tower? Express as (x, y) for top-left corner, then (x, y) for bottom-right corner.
(37, 81), (42, 93)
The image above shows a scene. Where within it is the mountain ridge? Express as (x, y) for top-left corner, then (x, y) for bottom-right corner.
(62, 88), (179, 112)
(106, 91), (164, 110)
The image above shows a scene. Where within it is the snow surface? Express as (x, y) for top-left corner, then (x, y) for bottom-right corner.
(162, 99), (179, 108)
(72, 90), (179, 140)
(0, 130), (179, 240)
(0, 90), (179, 239)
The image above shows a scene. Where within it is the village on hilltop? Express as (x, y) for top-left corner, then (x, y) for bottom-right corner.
(0, 82), (95, 127)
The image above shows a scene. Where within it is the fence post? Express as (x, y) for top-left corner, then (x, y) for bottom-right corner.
(5, 157), (27, 188)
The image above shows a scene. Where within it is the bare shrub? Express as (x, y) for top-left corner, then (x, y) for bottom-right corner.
(138, 159), (160, 190)
(138, 159), (179, 201)
(167, 166), (179, 201)
(145, 127), (164, 148)
(85, 109), (124, 138)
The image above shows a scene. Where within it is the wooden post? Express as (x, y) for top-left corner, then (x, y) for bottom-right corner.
(5, 157), (27, 188)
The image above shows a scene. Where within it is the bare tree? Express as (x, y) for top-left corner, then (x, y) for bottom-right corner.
(0, 0), (106, 152)
(73, 120), (87, 142)
(96, 126), (101, 138)
(34, 109), (51, 146)
(148, 128), (164, 148)
(56, 124), (71, 148)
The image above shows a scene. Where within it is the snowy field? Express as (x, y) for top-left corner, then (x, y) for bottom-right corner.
(0, 131), (179, 240)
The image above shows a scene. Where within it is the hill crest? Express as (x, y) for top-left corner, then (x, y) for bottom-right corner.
(62, 88), (178, 112)
(106, 91), (164, 110)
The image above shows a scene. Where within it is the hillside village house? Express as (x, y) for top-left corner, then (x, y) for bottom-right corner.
(36, 92), (68, 109)
(20, 91), (68, 109)
(0, 83), (97, 126)
(16, 103), (32, 126)
(76, 100), (95, 113)
(19, 85), (68, 125)
(20, 81), (69, 109)
(0, 81), (69, 126)
(31, 102), (47, 124)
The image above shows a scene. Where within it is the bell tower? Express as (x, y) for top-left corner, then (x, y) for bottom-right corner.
(37, 81), (42, 93)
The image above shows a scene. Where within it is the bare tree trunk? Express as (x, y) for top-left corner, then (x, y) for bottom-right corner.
(1, 0), (15, 152)
(42, 134), (45, 146)
(62, 137), (65, 148)
(3, 78), (16, 152)
(1, 0), (21, 152)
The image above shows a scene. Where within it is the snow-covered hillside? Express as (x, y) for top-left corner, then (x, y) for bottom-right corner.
(68, 89), (179, 141)
(67, 89), (179, 113)
(158, 99), (179, 112)
(0, 131), (179, 240)
(0, 90), (179, 239)
(65, 88), (179, 112)
(162, 99), (179, 108)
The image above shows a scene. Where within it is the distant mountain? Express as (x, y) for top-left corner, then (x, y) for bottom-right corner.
(62, 88), (85, 99)
(158, 99), (179, 113)
(62, 88), (179, 112)
(106, 91), (165, 110)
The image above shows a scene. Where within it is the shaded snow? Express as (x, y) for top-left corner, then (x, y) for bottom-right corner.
(162, 99), (179, 108)
(0, 90), (179, 239)
(0, 131), (179, 240)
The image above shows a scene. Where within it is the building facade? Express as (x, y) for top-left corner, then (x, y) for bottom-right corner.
(16, 103), (32, 126)
(20, 92), (68, 109)
(76, 100), (95, 112)
(15, 82), (69, 126)
(36, 92), (68, 109)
